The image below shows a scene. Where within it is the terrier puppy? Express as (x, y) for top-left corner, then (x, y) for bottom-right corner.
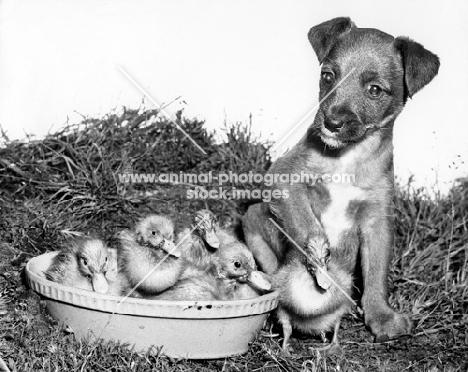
(243, 17), (439, 345)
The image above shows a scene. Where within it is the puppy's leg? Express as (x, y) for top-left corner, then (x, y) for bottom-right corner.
(243, 203), (282, 273)
(360, 202), (412, 342)
(269, 183), (326, 249)
(244, 232), (279, 274)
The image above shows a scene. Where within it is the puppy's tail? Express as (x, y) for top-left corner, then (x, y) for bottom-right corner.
(231, 214), (245, 243)
(236, 197), (263, 214)
(231, 198), (265, 241)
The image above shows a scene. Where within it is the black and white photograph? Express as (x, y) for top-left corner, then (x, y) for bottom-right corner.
(0, 1), (467, 371)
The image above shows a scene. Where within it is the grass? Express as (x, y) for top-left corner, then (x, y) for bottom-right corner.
(0, 108), (467, 371)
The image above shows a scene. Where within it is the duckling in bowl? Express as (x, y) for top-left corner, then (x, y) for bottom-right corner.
(45, 237), (115, 294)
(27, 248), (279, 359)
(134, 214), (180, 258)
(216, 240), (273, 300)
(118, 214), (185, 296)
(176, 209), (220, 269)
(152, 240), (273, 301)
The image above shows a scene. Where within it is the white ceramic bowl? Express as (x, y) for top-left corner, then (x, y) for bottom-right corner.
(26, 252), (278, 359)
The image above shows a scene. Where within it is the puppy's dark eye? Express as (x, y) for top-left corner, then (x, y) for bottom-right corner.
(151, 231), (157, 236)
(82, 258), (88, 266)
(234, 261), (242, 269)
(368, 85), (383, 97)
(321, 72), (335, 85)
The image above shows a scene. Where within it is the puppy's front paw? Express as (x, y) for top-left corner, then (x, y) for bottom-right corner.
(365, 307), (413, 343)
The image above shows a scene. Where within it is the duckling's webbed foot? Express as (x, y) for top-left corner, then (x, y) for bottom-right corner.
(315, 342), (342, 356)
(313, 319), (343, 356)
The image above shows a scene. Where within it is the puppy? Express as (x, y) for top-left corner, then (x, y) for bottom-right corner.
(243, 17), (439, 344)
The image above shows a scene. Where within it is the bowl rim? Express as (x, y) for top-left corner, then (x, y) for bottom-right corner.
(26, 251), (278, 319)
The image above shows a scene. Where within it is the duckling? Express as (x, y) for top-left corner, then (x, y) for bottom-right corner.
(117, 215), (185, 295)
(274, 236), (357, 356)
(134, 214), (180, 257)
(215, 224), (239, 246)
(212, 218), (273, 299)
(151, 241), (273, 301)
(215, 241), (273, 300)
(150, 263), (223, 301)
(102, 248), (134, 297)
(176, 209), (220, 269)
(45, 237), (114, 294)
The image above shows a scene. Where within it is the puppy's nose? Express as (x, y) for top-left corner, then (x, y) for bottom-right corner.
(324, 118), (344, 133)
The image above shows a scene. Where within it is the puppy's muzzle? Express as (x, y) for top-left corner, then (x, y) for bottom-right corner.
(323, 104), (359, 132)
(324, 118), (344, 133)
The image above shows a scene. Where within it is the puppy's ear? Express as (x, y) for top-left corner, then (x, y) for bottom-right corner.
(394, 37), (440, 98)
(308, 17), (355, 63)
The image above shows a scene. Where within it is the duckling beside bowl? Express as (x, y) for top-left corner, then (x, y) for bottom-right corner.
(45, 237), (115, 294)
(274, 236), (357, 356)
(118, 215), (185, 296)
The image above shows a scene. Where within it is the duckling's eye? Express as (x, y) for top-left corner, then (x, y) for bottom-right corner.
(151, 231), (157, 236)
(234, 261), (241, 269)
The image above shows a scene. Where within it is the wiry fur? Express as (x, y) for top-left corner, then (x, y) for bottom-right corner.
(243, 16), (439, 346)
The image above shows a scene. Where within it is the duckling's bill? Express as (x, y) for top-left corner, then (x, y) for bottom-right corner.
(92, 272), (109, 293)
(248, 271), (272, 291)
(315, 265), (332, 290)
(161, 239), (181, 257)
(204, 230), (220, 248)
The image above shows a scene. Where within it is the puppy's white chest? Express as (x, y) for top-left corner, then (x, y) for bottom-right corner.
(320, 183), (364, 247)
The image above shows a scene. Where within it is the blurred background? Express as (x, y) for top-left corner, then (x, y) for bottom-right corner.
(1, 0), (467, 194)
